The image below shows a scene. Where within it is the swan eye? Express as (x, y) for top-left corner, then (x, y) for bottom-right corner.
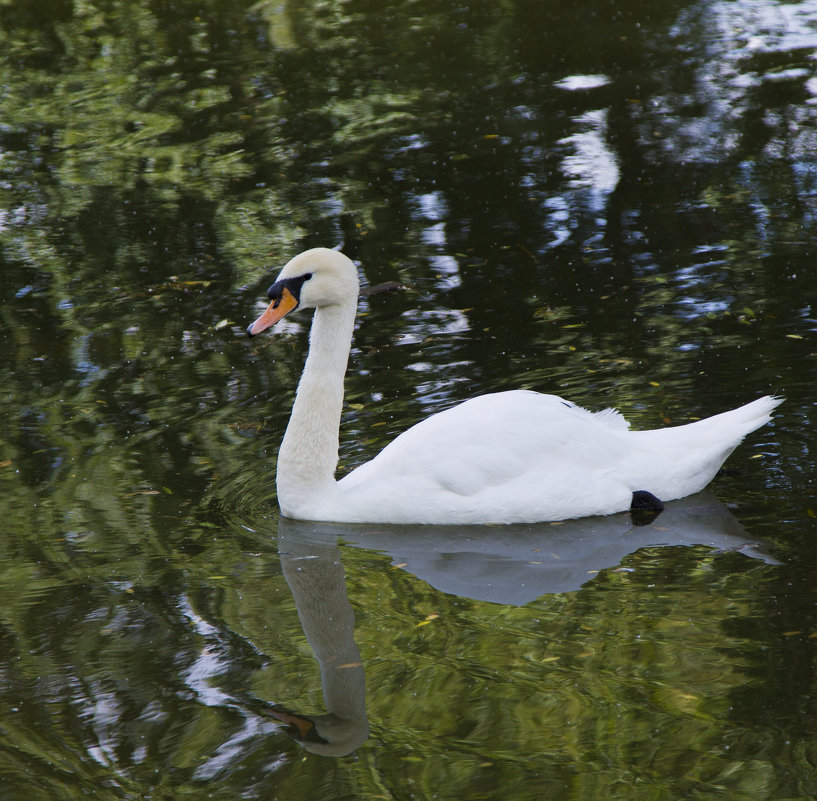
(267, 273), (312, 305)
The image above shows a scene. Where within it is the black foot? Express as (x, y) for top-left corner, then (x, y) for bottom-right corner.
(630, 490), (664, 526)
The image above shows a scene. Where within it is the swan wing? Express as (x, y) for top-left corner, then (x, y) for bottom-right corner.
(336, 391), (634, 523)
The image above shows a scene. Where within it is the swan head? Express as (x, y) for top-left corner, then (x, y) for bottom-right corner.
(247, 248), (359, 337)
(269, 706), (369, 757)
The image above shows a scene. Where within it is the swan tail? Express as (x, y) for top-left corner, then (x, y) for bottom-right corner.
(680, 395), (783, 440)
(627, 395), (782, 501)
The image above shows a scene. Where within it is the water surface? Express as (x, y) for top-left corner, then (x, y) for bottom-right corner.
(1, 1), (816, 799)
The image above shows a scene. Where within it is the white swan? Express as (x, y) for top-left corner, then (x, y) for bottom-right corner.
(247, 248), (781, 525)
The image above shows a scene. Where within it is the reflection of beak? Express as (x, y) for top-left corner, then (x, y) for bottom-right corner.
(246, 286), (298, 337)
(269, 707), (315, 738)
(269, 706), (329, 745)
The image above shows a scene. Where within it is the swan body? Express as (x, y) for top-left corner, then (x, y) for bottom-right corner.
(247, 248), (781, 525)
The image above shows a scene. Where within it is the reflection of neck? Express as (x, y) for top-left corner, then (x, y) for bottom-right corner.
(279, 528), (368, 756)
(292, 549), (363, 721)
(276, 303), (356, 516)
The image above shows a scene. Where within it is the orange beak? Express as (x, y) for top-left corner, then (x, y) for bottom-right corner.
(246, 286), (299, 337)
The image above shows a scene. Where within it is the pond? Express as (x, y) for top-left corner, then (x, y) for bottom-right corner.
(1, 0), (816, 798)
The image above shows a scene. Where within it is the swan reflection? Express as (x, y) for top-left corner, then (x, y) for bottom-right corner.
(280, 492), (777, 607)
(268, 492), (776, 757)
(268, 493), (776, 756)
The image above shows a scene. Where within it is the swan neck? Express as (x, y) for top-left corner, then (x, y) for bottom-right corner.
(276, 302), (356, 509)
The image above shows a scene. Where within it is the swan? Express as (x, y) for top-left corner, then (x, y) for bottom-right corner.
(247, 247), (782, 525)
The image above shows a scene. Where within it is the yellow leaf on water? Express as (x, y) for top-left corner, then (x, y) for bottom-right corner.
(783, 631), (802, 636)
(786, 334), (804, 339)
(649, 381), (660, 387)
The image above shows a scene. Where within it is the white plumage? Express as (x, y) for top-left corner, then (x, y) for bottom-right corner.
(247, 248), (781, 525)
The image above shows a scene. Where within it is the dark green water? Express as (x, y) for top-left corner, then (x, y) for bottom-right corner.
(1, 0), (816, 798)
